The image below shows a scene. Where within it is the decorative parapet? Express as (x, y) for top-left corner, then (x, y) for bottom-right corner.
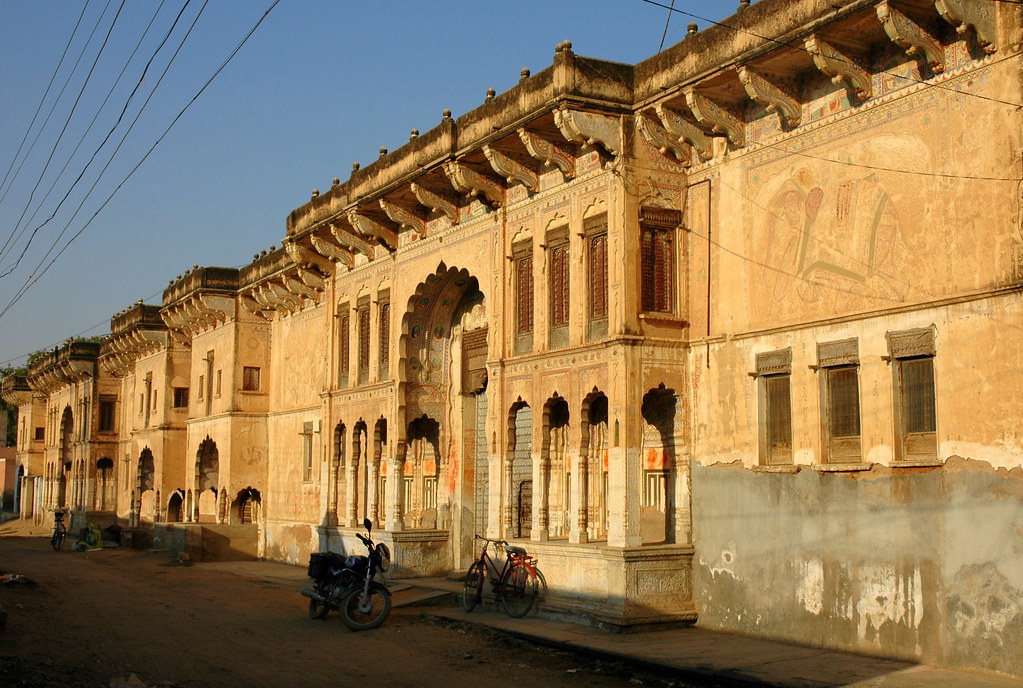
(410, 182), (460, 224)
(635, 113), (689, 163)
(310, 234), (354, 269)
(935, 0), (996, 54)
(654, 104), (713, 161)
(554, 108), (621, 156)
(737, 66), (801, 128)
(685, 90), (745, 147)
(347, 210), (399, 251)
(26, 341), (101, 394)
(483, 146), (539, 191)
(877, 1), (945, 73)
(379, 198), (427, 237)
(804, 35), (873, 100)
(0, 374), (32, 406)
(443, 161), (505, 207)
(517, 129), (576, 178)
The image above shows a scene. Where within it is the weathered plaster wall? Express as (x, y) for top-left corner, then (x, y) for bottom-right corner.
(692, 460), (1023, 677)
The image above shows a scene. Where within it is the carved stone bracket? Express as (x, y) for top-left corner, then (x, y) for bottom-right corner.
(685, 90), (745, 147)
(347, 211), (398, 251)
(443, 161), (504, 207)
(410, 183), (460, 224)
(286, 274), (319, 301)
(379, 198), (427, 237)
(240, 293), (271, 320)
(654, 104), (714, 161)
(804, 35), (873, 100)
(331, 223), (376, 260)
(517, 129), (576, 178)
(554, 109), (621, 156)
(297, 267), (325, 291)
(935, 0), (996, 54)
(737, 66), (802, 128)
(310, 234), (354, 269)
(634, 113), (689, 164)
(483, 146), (539, 191)
(877, 1), (945, 73)
(286, 242), (333, 277)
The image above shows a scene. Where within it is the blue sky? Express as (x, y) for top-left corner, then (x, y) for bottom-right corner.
(0, 0), (734, 368)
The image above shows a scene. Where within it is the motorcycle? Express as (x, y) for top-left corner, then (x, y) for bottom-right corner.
(301, 518), (392, 631)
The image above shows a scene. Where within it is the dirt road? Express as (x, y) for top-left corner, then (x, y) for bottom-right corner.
(0, 533), (693, 688)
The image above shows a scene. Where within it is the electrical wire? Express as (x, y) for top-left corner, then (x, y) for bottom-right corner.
(0, 0), (282, 322)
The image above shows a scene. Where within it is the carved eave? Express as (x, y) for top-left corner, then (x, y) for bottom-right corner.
(935, 0), (996, 54)
(685, 90), (745, 147)
(161, 293), (235, 338)
(517, 129), (576, 178)
(635, 113), (690, 164)
(267, 279), (302, 314)
(330, 223), (376, 260)
(737, 66), (802, 128)
(0, 377), (33, 407)
(443, 161), (505, 207)
(347, 210), (398, 251)
(100, 328), (167, 376)
(804, 34), (873, 100)
(379, 198), (427, 237)
(553, 108), (621, 157)
(482, 146), (539, 191)
(410, 183), (459, 224)
(877, 1), (945, 73)
(286, 241), (334, 277)
(654, 104), (714, 161)
(310, 234), (354, 269)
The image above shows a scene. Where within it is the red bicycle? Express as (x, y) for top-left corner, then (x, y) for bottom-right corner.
(461, 535), (542, 618)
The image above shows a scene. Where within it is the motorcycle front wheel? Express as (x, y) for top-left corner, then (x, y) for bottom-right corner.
(308, 584), (331, 619)
(339, 585), (391, 631)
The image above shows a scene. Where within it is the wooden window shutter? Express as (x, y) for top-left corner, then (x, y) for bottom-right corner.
(358, 308), (371, 369)
(589, 233), (607, 318)
(516, 255), (534, 334)
(378, 302), (390, 377)
(550, 245), (569, 327)
(340, 314), (351, 374)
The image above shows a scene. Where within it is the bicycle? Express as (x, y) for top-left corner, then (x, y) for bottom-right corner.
(461, 535), (542, 618)
(50, 510), (68, 551)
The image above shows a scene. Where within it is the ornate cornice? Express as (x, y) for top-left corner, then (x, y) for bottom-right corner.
(379, 198), (427, 237)
(410, 182), (459, 224)
(635, 113), (689, 164)
(685, 90), (745, 147)
(654, 104), (713, 161)
(100, 328), (169, 377)
(554, 109), (621, 156)
(737, 66), (801, 128)
(443, 161), (504, 207)
(310, 234), (355, 269)
(483, 146), (539, 191)
(804, 35), (873, 100)
(161, 293), (235, 339)
(517, 129), (576, 178)
(935, 0), (996, 54)
(347, 210), (398, 251)
(877, 1), (945, 73)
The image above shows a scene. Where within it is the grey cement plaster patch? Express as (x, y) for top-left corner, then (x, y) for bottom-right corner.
(691, 463), (1023, 678)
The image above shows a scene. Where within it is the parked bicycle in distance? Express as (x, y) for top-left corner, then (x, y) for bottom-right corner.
(50, 509), (68, 551)
(461, 535), (543, 618)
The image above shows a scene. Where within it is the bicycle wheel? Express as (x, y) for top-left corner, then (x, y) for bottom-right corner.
(461, 561), (485, 612)
(500, 561), (537, 618)
(51, 528), (65, 551)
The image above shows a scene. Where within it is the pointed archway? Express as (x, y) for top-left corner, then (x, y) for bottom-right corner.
(195, 437), (219, 523)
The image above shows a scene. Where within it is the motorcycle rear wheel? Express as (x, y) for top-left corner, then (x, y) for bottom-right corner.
(308, 584), (331, 619)
(339, 586), (391, 631)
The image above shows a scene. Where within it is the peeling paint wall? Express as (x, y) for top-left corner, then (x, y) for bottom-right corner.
(692, 463), (1023, 676)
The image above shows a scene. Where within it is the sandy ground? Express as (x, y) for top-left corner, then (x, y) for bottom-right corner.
(0, 520), (695, 688)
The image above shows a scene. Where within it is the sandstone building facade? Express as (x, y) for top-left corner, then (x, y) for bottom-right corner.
(4, 0), (1023, 678)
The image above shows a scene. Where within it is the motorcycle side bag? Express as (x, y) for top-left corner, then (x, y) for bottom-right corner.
(308, 551), (346, 579)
